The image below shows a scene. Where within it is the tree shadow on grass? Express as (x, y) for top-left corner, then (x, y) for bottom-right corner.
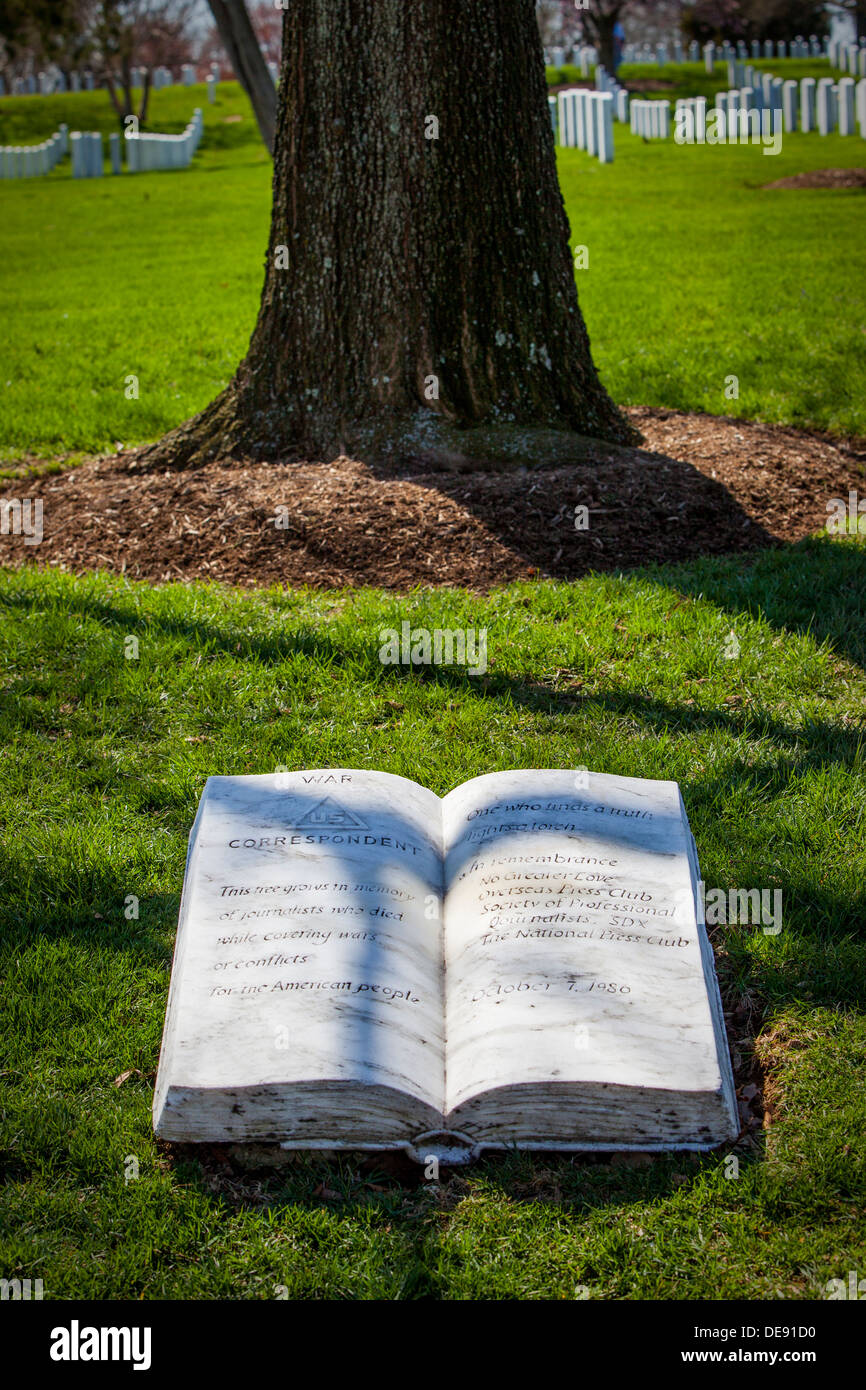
(1, 556), (863, 1226)
(662, 536), (866, 672)
(1, 552), (863, 988)
(165, 1133), (744, 1228)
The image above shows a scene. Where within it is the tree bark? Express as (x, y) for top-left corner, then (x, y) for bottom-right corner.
(143, 0), (637, 471)
(582, 8), (621, 79)
(208, 0), (276, 154)
(138, 69), (151, 126)
(596, 19), (618, 78)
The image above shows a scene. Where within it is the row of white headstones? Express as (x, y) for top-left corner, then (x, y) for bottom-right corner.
(548, 35), (830, 75)
(698, 37), (865, 76)
(1, 59), (281, 100)
(0, 109), (203, 178)
(6, 33), (836, 98)
(125, 110), (204, 173)
(0, 123), (67, 176)
(1, 63), (211, 98)
(553, 63), (866, 157)
(632, 77), (866, 143)
(553, 90), (616, 164)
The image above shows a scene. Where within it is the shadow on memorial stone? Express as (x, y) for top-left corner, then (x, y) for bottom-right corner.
(2, 578), (861, 1189)
(2, 582), (862, 999)
(149, 783), (770, 1203)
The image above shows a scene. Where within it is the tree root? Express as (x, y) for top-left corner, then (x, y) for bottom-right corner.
(130, 400), (643, 475)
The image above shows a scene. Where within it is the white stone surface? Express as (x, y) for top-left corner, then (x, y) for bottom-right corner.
(441, 772), (736, 1146)
(154, 770), (738, 1155)
(154, 770), (445, 1144)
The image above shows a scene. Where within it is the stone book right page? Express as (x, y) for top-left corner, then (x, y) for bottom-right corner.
(441, 771), (738, 1151)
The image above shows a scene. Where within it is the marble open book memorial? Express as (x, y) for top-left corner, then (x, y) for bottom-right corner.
(153, 770), (738, 1161)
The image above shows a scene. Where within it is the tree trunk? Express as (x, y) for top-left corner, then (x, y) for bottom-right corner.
(597, 20), (617, 78)
(104, 70), (131, 128)
(584, 13), (619, 78)
(143, 0), (636, 471)
(208, 0), (276, 154)
(138, 69), (151, 126)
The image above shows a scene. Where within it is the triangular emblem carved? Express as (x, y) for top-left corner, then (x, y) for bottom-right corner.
(293, 797), (370, 830)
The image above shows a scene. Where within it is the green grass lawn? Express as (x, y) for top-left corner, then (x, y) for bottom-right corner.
(1, 71), (865, 465)
(0, 543), (865, 1298)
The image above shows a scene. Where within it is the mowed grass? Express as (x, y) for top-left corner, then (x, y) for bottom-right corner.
(0, 543), (865, 1299)
(558, 130), (866, 437)
(0, 82), (269, 465)
(0, 63), (865, 463)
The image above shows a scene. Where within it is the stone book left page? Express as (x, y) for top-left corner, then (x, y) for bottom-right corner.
(152, 771), (446, 1146)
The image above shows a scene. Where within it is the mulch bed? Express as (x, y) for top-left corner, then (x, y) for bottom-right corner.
(1, 408), (863, 591)
(763, 168), (866, 190)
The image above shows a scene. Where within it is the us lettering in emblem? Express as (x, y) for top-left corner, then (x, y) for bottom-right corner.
(292, 797), (370, 831)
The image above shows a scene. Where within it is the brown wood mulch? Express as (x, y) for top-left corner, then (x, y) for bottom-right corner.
(762, 168), (866, 190)
(1, 408), (863, 591)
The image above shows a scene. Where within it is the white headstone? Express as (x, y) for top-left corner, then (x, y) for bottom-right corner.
(586, 92), (598, 156)
(816, 78), (835, 135)
(597, 92), (614, 162)
(782, 80), (798, 132)
(800, 77), (816, 133)
(838, 77), (856, 134)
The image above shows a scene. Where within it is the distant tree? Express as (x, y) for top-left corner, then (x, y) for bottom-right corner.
(206, 0), (276, 153)
(248, 0), (282, 63)
(741, 0), (830, 40)
(577, 0), (627, 74)
(575, 1), (684, 72)
(623, 2), (685, 47)
(39, 0), (95, 82)
(683, 0), (829, 41)
(91, 0), (196, 127)
(828, 0), (866, 39)
(682, 0), (746, 42)
(0, 0), (42, 77)
(0, 0), (94, 83)
(536, 1), (568, 50)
